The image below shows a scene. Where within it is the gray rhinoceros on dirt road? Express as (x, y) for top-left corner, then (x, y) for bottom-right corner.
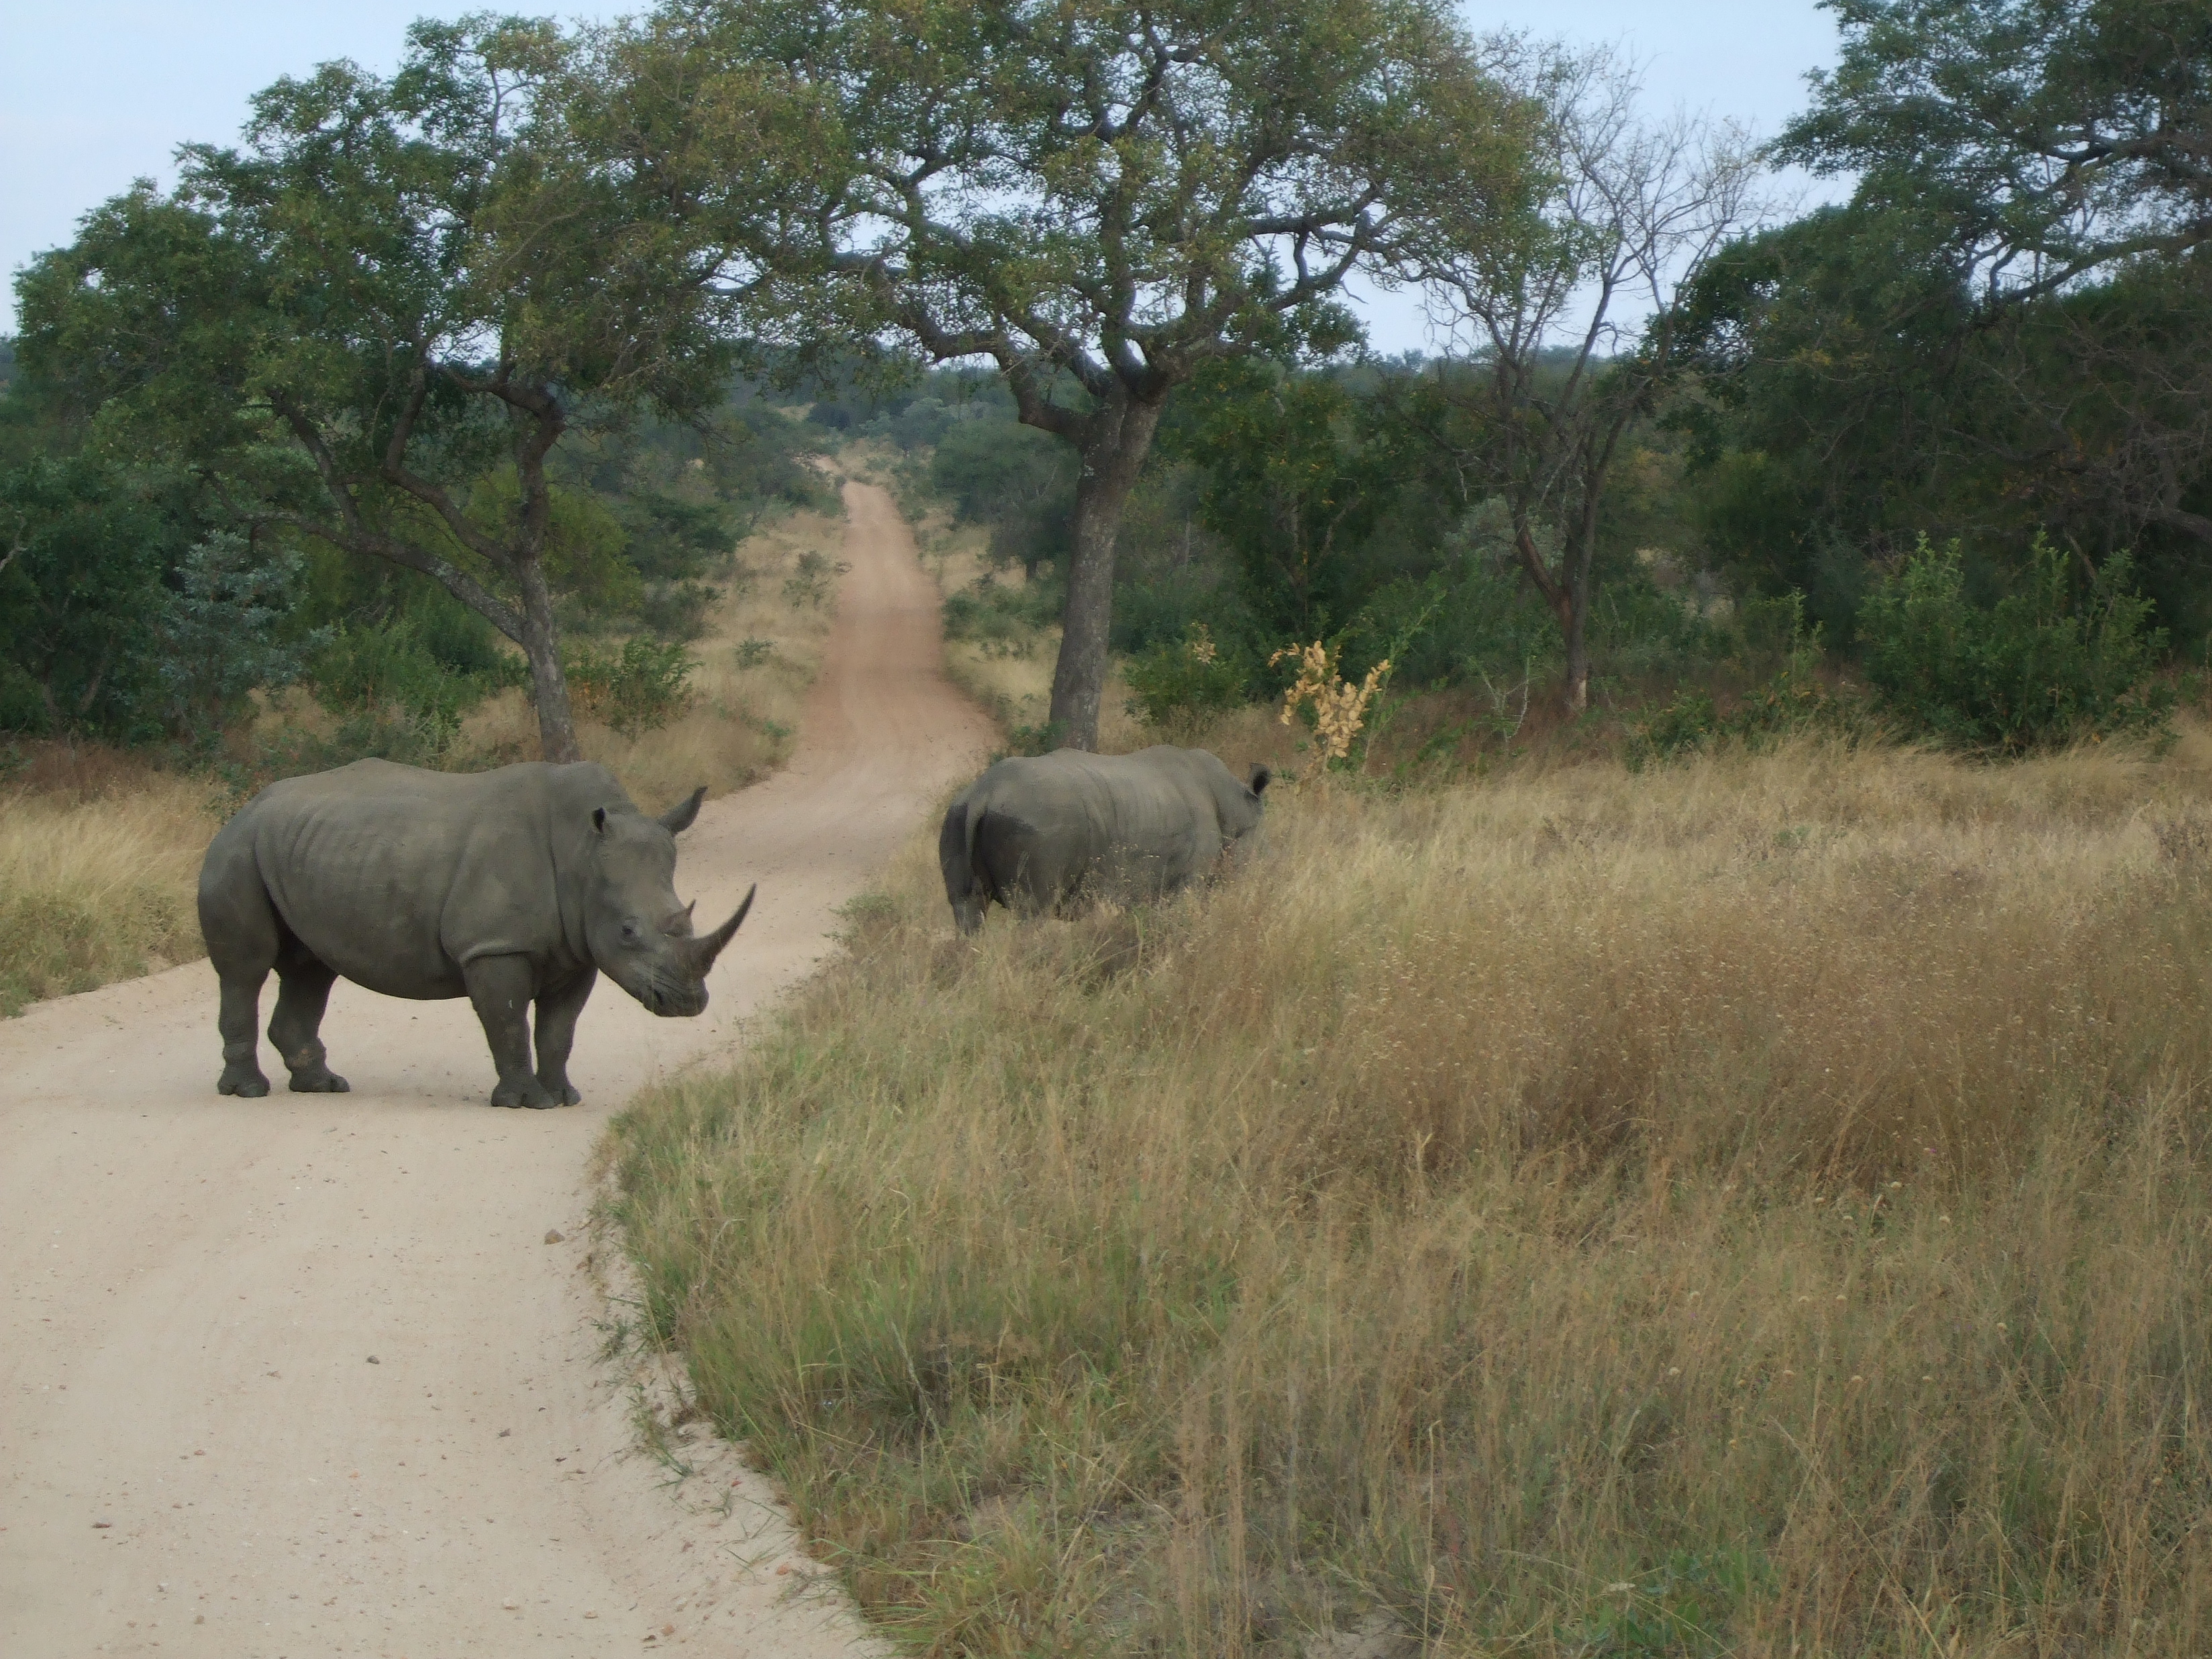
(938, 745), (1269, 934)
(196, 759), (752, 1109)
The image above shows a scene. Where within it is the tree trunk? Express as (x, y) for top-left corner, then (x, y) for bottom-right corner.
(1511, 519), (1591, 715)
(1561, 515), (1599, 716)
(515, 556), (581, 764)
(1048, 391), (1163, 752)
(1560, 601), (1591, 713)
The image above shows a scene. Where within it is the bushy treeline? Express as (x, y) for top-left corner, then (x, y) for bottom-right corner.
(9, 0), (2208, 769)
(0, 352), (828, 761)
(868, 0), (2212, 760)
(889, 342), (2179, 760)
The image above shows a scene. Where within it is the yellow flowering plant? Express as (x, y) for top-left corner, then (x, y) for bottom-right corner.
(1270, 640), (1391, 764)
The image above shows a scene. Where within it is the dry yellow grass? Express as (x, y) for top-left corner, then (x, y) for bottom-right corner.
(1, 505), (847, 1013)
(0, 763), (223, 1013)
(609, 725), (2212, 1656)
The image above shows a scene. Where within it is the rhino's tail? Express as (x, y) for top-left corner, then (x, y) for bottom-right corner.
(940, 793), (987, 935)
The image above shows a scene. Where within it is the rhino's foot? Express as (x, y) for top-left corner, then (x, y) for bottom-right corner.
(491, 1075), (561, 1110)
(217, 1064), (270, 1098)
(287, 1068), (350, 1094)
(537, 1079), (583, 1107)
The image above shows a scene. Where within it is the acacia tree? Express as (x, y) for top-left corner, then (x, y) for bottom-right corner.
(1670, 1), (2212, 613)
(683, 0), (1536, 749)
(1407, 44), (1763, 713)
(15, 16), (791, 760)
(1776, 0), (2212, 303)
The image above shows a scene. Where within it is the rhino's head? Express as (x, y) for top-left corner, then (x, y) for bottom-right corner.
(584, 786), (752, 1017)
(1221, 763), (1270, 848)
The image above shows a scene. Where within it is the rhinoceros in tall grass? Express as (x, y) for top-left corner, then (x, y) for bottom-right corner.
(196, 758), (752, 1108)
(938, 746), (1268, 934)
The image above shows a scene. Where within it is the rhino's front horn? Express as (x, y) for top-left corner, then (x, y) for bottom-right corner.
(683, 884), (755, 976)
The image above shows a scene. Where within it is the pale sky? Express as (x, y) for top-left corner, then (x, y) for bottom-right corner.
(0, 1), (1848, 346)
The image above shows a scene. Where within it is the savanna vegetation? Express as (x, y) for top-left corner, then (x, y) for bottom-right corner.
(610, 723), (2212, 1656)
(13, 0), (2212, 1650)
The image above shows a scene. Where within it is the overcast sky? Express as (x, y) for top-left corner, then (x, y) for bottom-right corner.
(0, 1), (1849, 346)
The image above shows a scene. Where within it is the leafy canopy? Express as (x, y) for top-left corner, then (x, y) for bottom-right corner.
(13, 12), (811, 756)
(1776, 0), (2212, 299)
(697, 0), (1538, 421)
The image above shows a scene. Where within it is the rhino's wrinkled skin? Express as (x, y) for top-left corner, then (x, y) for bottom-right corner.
(938, 745), (1268, 934)
(196, 759), (752, 1109)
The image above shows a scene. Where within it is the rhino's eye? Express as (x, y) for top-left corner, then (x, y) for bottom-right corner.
(619, 919), (644, 944)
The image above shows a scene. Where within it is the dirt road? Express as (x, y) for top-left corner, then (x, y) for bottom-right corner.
(1, 483), (992, 1658)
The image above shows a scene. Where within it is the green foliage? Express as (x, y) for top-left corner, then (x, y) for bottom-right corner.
(1775, 0), (2212, 285)
(13, 13), (806, 757)
(781, 549), (849, 609)
(928, 417), (1076, 579)
(1680, 3), (2212, 647)
(1858, 536), (2174, 753)
(311, 615), (521, 733)
(154, 532), (326, 744)
(1553, 1549), (1772, 1657)
(1170, 358), (1403, 641)
(1123, 623), (1252, 732)
(564, 638), (696, 738)
(997, 719), (1066, 759)
(940, 572), (1063, 658)
(1625, 596), (1860, 770)
(219, 705), (480, 794)
(0, 452), (179, 738)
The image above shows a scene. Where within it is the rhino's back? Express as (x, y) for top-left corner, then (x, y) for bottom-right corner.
(209, 760), (627, 998)
(968, 747), (1224, 898)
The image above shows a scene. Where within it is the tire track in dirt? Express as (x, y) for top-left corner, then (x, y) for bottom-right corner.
(0, 481), (991, 1658)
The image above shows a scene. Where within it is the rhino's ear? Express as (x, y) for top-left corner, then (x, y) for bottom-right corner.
(658, 785), (707, 836)
(593, 806), (609, 835)
(1249, 764), (1271, 798)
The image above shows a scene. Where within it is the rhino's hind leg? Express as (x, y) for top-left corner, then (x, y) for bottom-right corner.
(270, 956), (349, 1093)
(215, 970), (272, 1097)
(530, 968), (596, 1107)
(464, 955), (559, 1109)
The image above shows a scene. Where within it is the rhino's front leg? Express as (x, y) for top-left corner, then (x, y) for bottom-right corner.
(531, 968), (596, 1107)
(462, 956), (558, 1109)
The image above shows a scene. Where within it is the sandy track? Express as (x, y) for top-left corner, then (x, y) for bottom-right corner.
(0, 483), (992, 1659)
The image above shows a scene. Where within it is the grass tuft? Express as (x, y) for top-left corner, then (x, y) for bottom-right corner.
(608, 729), (2212, 1656)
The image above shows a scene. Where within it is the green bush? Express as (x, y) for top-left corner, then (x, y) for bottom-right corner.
(1858, 535), (2173, 753)
(311, 605), (521, 732)
(941, 572), (1062, 657)
(564, 637), (695, 737)
(1123, 622), (1252, 731)
(1625, 597), (1860, 770)
(781, 549), (849, 609)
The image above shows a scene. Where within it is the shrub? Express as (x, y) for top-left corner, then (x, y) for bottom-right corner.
(1625, 596), (1860, 770)
(1858, 534), (2174, 753)
(1124, 621), (1252, 731)
(781, 549), (850, 609)
(930, 417), (1076, 577)
(564, 638), (696, 737)
(311, 588), (521, 738)
(0, 452), (177, 741)
(152, 532), (327, 745)
(941, 572), (1062, 658)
